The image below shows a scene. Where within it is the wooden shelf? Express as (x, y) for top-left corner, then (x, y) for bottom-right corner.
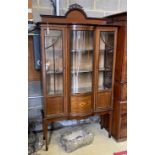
(99, 49), (105, 53)
(71, 87), (92, 94)
(71, 70), (92, 73)
(71, 49), (93, 53)
(46, 70), (63, 74)
(100, 49), (113, 53)
(48, 90), (63, 95)
(45, 49), (63, 52)
(98, 86), (111, 91)
(99, 68), (112, 71)
(47, 70), (93, 74)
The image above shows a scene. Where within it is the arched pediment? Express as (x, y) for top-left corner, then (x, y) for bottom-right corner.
(65, 3), (87, 20)
(40, 4), (106, 25)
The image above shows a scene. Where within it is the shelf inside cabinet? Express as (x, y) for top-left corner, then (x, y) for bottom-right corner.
(71, 49), (93, 53)
(99, 68), (112, 71)
(46, 70), (63, 74)
(98, 86), (105, 90)
(45, 48), (63, 51)
(48, 90), (63, 95)
(100, 49), (113, 53)
(99, 49), (105, 53)
(44, 34), (62, 37)
(71, 70), (93, 73)
(71, 87), (92, 94)
(98, 86), (112, 91)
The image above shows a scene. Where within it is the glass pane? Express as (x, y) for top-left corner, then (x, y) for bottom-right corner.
(98, 31), (114, 90)
(44, 29), (63, 95)
(70, 30), (93, 94)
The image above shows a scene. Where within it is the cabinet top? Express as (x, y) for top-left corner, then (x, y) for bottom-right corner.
(104, 12), (127, 26)
(40, 3), (107, 26)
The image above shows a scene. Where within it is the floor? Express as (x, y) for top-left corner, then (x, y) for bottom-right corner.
(37, 123), (127, 155)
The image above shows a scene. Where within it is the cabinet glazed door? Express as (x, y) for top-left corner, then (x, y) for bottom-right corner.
(69, 26), (94, 116)
(41, 26), (67, 117)
(95, 28), (117, 111)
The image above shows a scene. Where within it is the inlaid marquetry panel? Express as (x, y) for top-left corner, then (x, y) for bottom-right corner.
(70, 95), (92, 115)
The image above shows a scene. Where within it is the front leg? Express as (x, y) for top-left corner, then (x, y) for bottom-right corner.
(44, 121), (48, 151)
(108, 112), (112, 138)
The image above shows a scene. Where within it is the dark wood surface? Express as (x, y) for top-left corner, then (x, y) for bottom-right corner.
(96, 92), (111, 110)
(120, 113), (127, 138)
(115, 26), (127, 82)
(46, 96), (64, 115)
(70, 94), (92, 116)
(40, 8), (106, 26)
(106, 13), (127, 141)
(120, 101), (127, 114)
(114, 81), (127, 101)
(105, 12), (127, 27)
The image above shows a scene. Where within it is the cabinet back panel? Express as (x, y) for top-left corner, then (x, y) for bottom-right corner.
(46, 97), (63, 115)
(96, 92), (111, 109)
(71, 95), (92, 114)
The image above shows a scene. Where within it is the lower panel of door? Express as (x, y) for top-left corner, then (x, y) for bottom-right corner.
(70, 94), (92, 116)
(96, 91), (112, 110)
(46, 96), (64, 115)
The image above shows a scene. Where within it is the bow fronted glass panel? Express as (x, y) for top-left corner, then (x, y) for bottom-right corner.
(70, 30), (94, 94)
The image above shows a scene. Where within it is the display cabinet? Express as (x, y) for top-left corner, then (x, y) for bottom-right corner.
(40, 5), (117, 150)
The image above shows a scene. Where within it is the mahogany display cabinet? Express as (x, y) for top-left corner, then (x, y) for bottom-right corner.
(39, 5), (118, 150)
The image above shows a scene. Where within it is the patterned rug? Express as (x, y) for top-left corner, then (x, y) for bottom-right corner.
(114, 151), (127, 155)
